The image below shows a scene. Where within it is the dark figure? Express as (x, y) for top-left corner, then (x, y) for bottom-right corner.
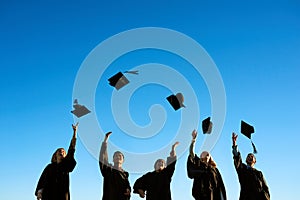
(35, 123), (78, 200)
(133, 142), (179, 200)
(232, 133), (270, 200)
(187, 130), (227, 200)
(99, 132), (131, 200)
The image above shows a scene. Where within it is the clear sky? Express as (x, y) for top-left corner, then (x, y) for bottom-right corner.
(1, 0), (300, 200)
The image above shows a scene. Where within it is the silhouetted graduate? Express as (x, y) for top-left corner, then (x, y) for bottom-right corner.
(133, 142), (179, 200)
(99, 132), (131, 200)
(232, 130), (270, 200)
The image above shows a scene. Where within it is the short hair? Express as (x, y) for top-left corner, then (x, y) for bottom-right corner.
(154, 159), (166, 169)
(113, 151), (124, 159)
(247, 153), (256, 160)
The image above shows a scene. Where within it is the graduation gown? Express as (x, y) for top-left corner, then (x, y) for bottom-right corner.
(233, 150), (270, 200)
(187, 155), (227, 200)
(35, 142), (77, 200)
(133, 156), (176, 200)
(99, 142), (131, 200)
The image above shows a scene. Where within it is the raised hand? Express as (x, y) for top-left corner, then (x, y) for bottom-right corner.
(170, 141), (180, 157)
(71, 123), (79, 148)
(232, 132), (238, 146)
(104, 131), (112, 143)
(192, 129), (197, 140)
(72, 122), (79, 138)
(172, 141), (179, 150)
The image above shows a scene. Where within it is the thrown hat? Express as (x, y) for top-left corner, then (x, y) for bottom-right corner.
(71, 99), (91, 118)
(166, 93), (186, 111)
(241, 120), (257, 154)
(108, 70), (139, 90)
(202, 117), (213, 134)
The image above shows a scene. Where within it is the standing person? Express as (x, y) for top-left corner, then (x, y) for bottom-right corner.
(35, 123), (78, 200)
(232, 133), (270, 200)
(187, 130), (227, 200)
(133, 142), (179, 200)
(99, 132), (131, 200)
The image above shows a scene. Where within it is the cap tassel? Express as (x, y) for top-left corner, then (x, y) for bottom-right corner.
(251, 140), (257, 154)
(124, 70), (139, 75)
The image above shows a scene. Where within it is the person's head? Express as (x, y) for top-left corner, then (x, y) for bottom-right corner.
(154, 159), (166, 171)
(200, 151), (217, 167)
(113, 151), (124, 166)
(51, 148), (66, 163)
(200, 151), (211, 163)
(246, 153), (256, 167)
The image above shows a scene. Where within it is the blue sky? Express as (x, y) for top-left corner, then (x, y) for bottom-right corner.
(1, 1), (300, 199)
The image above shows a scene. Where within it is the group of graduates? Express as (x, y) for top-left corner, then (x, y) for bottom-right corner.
(35, 123), (270, 200)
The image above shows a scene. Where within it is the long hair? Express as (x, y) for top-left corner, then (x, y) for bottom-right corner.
(51, 148), (65, 163)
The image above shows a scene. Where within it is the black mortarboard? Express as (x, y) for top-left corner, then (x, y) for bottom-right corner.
(108, 70), (139, 90)
(166, 93), (186, 111)
(202, 117), (213, 134)
(71, 99), (91, 118)
(240, 120), (257, 154)
(108, 72), (129, 90)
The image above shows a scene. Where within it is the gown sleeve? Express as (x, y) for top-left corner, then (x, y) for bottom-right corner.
(35, 164), (51, 196)
(133, 173), (149, 194)
(99, 142), (111, 177)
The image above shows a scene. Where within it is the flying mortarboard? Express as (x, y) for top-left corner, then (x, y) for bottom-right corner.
(202, 117), (213, 134)
(71, 99), (91, 118)
(166, 93), (186, 111)
(108, 70), (139, 90)
(241, 120), (257, 154)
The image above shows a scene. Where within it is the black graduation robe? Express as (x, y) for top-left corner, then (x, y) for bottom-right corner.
(233, 150), (270, 200)
(187, 155), (227, 200)
(35, 143), (76, 200)
(133, 156), (176, 200)
(99, 142), (131, 200)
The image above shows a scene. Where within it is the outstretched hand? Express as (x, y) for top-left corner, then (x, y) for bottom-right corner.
(170, 141), (179, 157)
(192, 129), (197, 140)
(72, 122), (79, 138)
(104, 131), (112, 143)
(232, 132), (238, 146)
(71, 123), (79, 148)
(137, 189), (145, 198)
(172, 141), (179, 150)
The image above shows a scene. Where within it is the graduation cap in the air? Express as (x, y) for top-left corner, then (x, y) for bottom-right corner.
(108, 70), (139, 90)
(71, 99), (91, 118)
(166, 93), (186, 111)
(202, 117), (213, 134)
(241, 120), (257, 154)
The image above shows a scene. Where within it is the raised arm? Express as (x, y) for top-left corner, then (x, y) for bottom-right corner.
(170, 141), (179, 158)
(189, 130), (197, 159)
(99, 132), (112, 172)
(70, 122), (78, 149)
(165, 141), (179, 177)
(61, 123), (78, 172)
(232, 132), (242, 169)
